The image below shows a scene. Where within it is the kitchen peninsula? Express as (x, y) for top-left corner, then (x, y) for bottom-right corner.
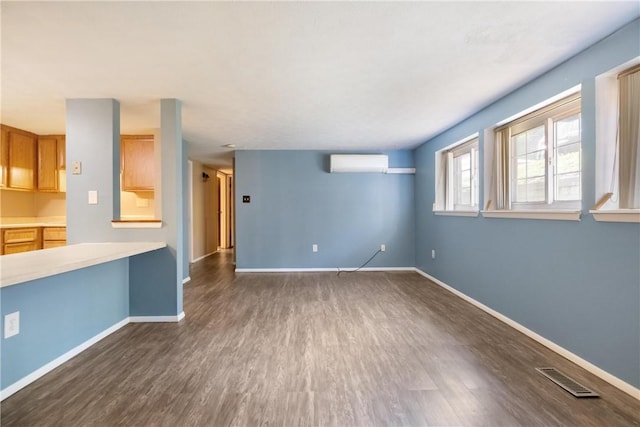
(0, 241), (167, 399)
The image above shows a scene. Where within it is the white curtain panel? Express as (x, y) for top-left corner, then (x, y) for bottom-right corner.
(618, 68), (640, 209)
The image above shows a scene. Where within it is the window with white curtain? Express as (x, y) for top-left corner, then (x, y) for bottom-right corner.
(618, 65), (640, 209)
(592, 61), (640, 223)
(434, 135), (479, 215)
(489, 93), (582, 215)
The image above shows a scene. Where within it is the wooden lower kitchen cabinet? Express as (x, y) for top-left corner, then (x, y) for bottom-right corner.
(0, 226), (66, 254)
(42, 227), (66, 249)
(2, 227), (41, 255)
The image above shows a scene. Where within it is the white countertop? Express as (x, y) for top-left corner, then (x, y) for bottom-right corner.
(0, 217), (66, 228)
(0, 222), (66, 228)
(0, 242), (167, 288)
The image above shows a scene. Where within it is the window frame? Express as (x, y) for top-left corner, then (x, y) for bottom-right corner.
(496, 93), (582, 211)
(434, 134), (480, 216)
(591, 59), (640, 223)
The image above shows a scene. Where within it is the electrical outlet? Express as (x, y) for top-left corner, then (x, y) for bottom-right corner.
(380, 244), (386, 252)
(432, 249), (436, 259)
(312, 244), (318, 253)
(4, 312), (20, 339)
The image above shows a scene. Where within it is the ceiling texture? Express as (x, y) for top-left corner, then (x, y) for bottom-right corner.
(2, 1), (639, 169)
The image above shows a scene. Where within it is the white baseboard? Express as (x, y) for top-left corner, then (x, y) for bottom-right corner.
(182, 276), (191, 285)
(129, 312), (185, 323)
(0, 317), (130, 401)
(346, 267), (415, 272)
(414, 268), (640, 401)
(191, 251), (216, 264)
(235, 267), (416, 273)
(1, 311), (187, 401)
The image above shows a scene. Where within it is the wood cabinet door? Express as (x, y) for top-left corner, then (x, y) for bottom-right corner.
(0, 127), (8, 188)
(4, 242), (39, 254)
(121, 136), (154, 191)
(57, 136), (66, 170)
(43, 227), (66, 241)
(8, 131), (36, 190)
(38, 137), (58, 191)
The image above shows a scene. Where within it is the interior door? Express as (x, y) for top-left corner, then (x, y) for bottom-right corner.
(204, 172), (218, 255)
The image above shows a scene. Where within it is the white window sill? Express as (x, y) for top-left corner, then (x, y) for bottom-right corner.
(589, 210), (640, 223)
(112, 220), (163, 229)
(433, 210), (479, 217)
(481, 210), (581, 221)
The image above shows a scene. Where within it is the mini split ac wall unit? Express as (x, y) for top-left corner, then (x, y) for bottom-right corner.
(329, 154), (389, 173)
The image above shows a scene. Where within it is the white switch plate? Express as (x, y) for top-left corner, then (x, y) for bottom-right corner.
(380, 244), (386, 252)
(72, 161), (82, 175)
(4, 311), (20, 339)
(88, 190), (98, 205)
(312, 244), (318, 252)
(432, 250), (436, 259)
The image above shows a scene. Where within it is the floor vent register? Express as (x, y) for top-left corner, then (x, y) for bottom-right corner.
(536, 367), (600, 398)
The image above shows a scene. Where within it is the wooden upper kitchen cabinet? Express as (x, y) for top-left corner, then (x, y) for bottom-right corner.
(7, 127), (37, 191)
(37, 135), (66, 192)
(0, 126), (8, 188)
(121, 135), (154, 191)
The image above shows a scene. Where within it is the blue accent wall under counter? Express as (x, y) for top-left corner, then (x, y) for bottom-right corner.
(1, 259), (129, 390)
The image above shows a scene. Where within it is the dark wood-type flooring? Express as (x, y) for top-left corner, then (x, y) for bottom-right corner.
(2, 251), (639, 426)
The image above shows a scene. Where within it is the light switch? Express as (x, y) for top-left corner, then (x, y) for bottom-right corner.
(88, 190), (98, 205)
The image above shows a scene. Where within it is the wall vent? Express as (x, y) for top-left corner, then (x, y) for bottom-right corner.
(536, 367), (599, 398)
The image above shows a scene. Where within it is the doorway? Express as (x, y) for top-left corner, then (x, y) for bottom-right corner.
(189, 163), (233, 264)
(216, 171), (234, 250)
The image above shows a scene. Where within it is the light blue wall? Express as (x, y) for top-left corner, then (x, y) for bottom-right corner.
(65, 98), (185, 317)
(1, 260), (129, 389)
(66, 99), (121, 241)
(414, 19), (640, 388)
(235, 150), (415, 269)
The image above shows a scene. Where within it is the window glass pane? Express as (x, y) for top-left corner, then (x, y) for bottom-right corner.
(527, 176), (546, 202)
(516, 156), (527, 179)
(461, 170), (471, 188)
(526, 125), (546, 152)
(458, 187), (471, 206)
(555, 114), (580, 146)
(455, 170), (471, 206)
(556, 172), (581, 201)
(459, 152), (470, 171)
(516, 179), (527, 202)
(445, 138), (478, 210)
(526, 151), (546, 178)
(556, 143), (580, 174)
(514, 133), (526, 155)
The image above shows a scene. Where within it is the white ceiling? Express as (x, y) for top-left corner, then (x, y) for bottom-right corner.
(2, 2), (638, 169)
